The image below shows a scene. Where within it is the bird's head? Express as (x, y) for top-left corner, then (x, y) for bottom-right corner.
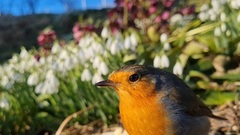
(95, 65), (163, 98)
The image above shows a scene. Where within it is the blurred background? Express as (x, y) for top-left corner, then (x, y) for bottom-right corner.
(0, 0), (239, 134)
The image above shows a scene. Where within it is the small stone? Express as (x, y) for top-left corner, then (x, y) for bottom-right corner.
(232, 125), (239, 131)
(233, 105), (237, 110)
(114, 127), (123, 135)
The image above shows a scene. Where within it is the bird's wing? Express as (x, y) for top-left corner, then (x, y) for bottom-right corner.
(167, 79), (226, 120)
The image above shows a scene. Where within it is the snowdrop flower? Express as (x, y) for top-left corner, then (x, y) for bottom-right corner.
(153, 54), (170, 68)
(93, 56), (101, 69)
(77, 49), (86, 63)
(27, 72), (39, 86)
(130, 33), (138, 47)
(199, 12), (209, 21)
(163, 42), (171, 51)
(160, 33), (168, 43)
(9, 55), (18, 64)
(39, 101), (50, 108)
(92, 73), (103, 84)
(99, 61), (109, 75)
(39, 57), (46, 65)
(84, 47), (95, 60)
(208, 9), (217, 21)
(226, 30), (231, 37)
(35, 82), (45, 94)
(81, 68), (92, 81)
(221, 23), (226, 32)
(214, 27), (221, 37)
(160, 54), (170, 68)
(59, 50), (69, 60)
(124, 36), (131, 49)
(12, 73), (24, 82)
(51, 43), (62, 54)
(170, 14), (183, 25)
(66, 57), (77, 70)
(20, 47), (29, 59)
(153, 55), (161, 68)
(200, 4), (209, 12)
(211, 0), (220, 12)
(101, 27), (110, 38)
(230, 0), (240, 9)
(1, 75), (13, 89)
(237, 13), (240, 23)
(35, 70), (60, 95)
(92, 42), (104, 54)
(173, 61), (183, 75)
(220, 13), (226, 22)
(44, 70), (60, 94)
(0, 98), (9, 109)
(109, 37), (123, 55)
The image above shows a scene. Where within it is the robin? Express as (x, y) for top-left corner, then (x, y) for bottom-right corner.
(95, 65), (226, 135)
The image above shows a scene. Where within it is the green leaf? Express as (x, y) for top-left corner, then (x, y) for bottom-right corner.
(200, 91), (237, 105)
(211, 73), (240, 80)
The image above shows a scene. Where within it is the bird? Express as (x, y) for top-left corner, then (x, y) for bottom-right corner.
(95, 65), (226, 135)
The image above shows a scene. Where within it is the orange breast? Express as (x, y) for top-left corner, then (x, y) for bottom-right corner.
(119, 92), (173, 135)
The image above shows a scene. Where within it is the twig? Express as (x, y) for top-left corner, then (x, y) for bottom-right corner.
(55, 105), (95, 135)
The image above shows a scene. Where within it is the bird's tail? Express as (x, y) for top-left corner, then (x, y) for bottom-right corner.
(210, 114), (227, 120)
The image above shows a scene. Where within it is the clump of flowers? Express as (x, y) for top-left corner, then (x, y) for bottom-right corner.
(108, 0), (196, 38)
(37, 28), (57, 50)
(72, 23), (96, 43)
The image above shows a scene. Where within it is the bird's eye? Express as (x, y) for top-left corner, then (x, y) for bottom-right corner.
(129, 73), (140, 82)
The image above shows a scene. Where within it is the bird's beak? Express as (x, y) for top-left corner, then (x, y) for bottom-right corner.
(95, 80), (116, 87)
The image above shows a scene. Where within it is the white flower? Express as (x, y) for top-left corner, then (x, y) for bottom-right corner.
(92, 42), (104, 54)
(81, 68), (92, 81)
(160, 54), (170, 68)
(109, 38), (122, 55)
(230, 0), (240, 9)
(173, 61), (183, 75)
(199, 12), (209, 21)
(27, 73), (39, 86)
(237, 13), (240, 23)
(39, 101), (50, 108)
(200, 4), (209, 12)
(35, 82), (45, 94)
(101, 27), (110, 38)
(39, 57), (46, 64)
(163, 42), (171, 51)
(221, 23), (226, 32)
(92, 73), (103, 84)
(12, 73), (24, 82)
(170, 14), (183, 25)
(1, 75), (13, 89)
(124, 36), (131, 49)
(35, 73), (60, 95)
(220, 13), (226, 22)
(44, 70), (60, 94)
(211, 0), (219, 11)
(214, 27), (221, 37)
(9, 55), (18, 63)
(207, 9), (217, 21)
(59, 50), (69, 60)
(93, 56), (101, 69)
(51, 43), (62, 54)
(153, 55), (161, 68)
(20, 47), (29, 59)
(160, 33), (168, 43)
(64, 56), (77, 71)
(130, 33), (138, 47)
(99, 61), (109, 75)
(0, 98), (9, 109)
(226, 30), (231, 37)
